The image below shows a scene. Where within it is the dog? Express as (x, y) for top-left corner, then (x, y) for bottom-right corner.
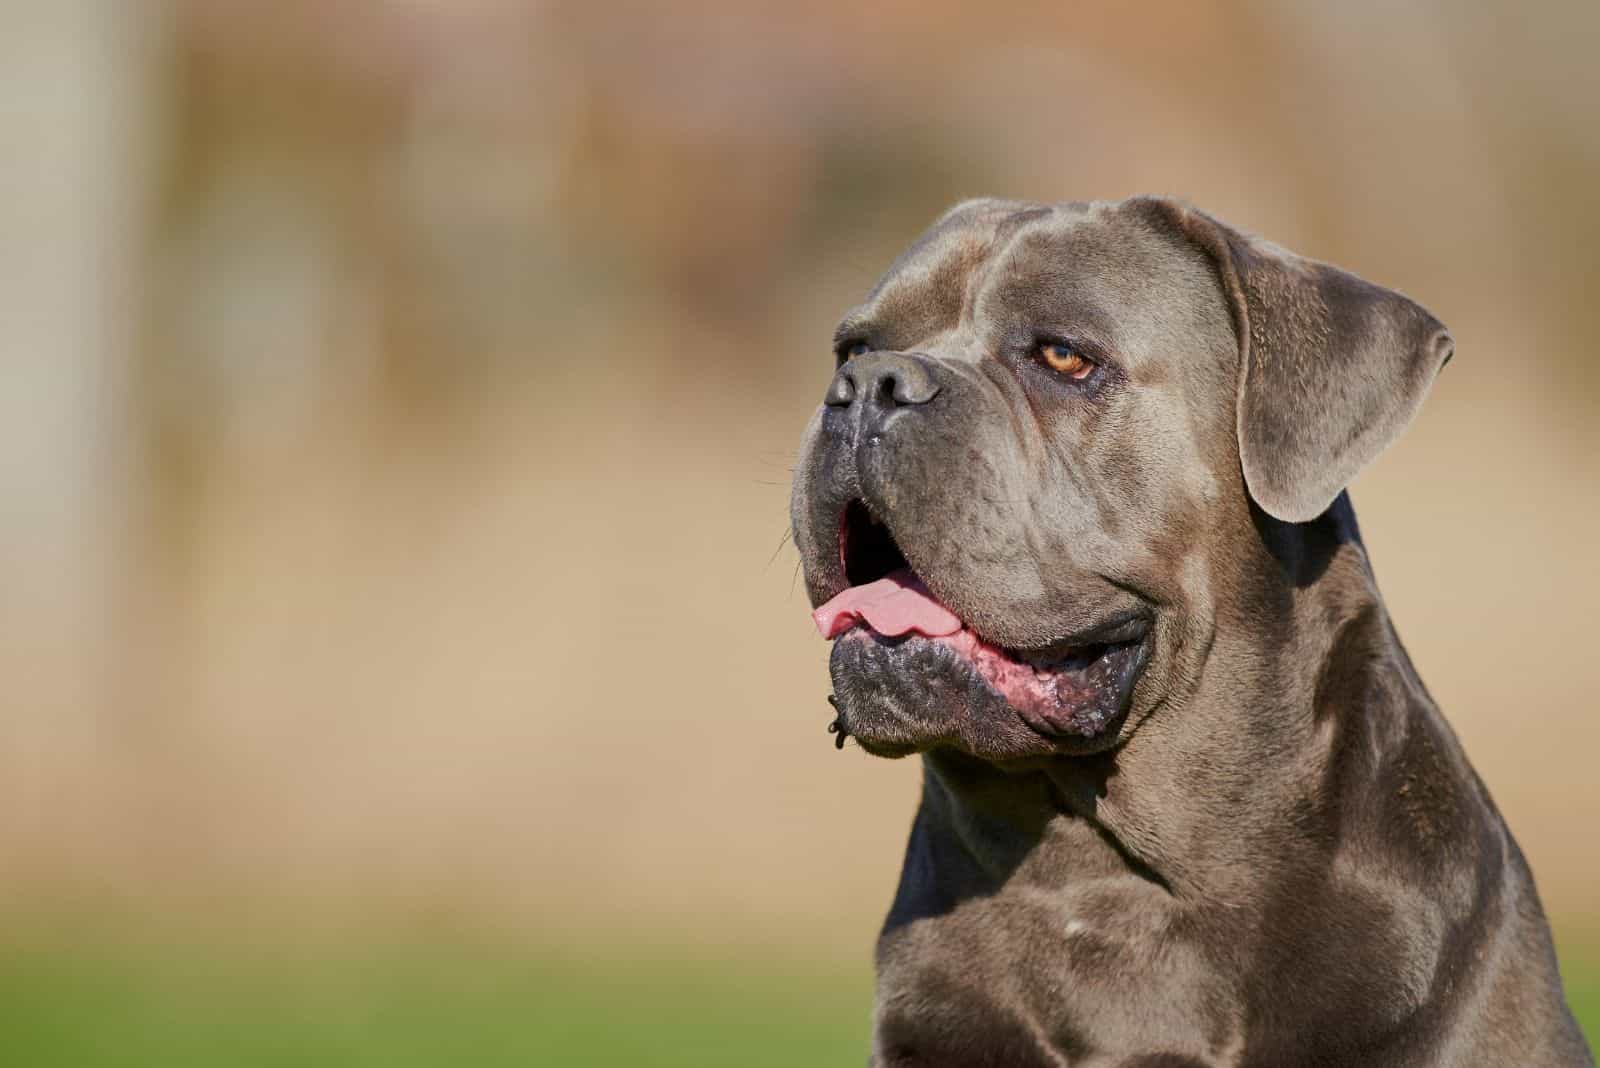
(790, 196), (1592, 1066)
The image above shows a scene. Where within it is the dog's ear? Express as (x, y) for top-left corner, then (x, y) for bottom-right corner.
(1134, 197), (1454, 523)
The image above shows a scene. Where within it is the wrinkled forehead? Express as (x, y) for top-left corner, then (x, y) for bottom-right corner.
(835, 198), (1197, 358)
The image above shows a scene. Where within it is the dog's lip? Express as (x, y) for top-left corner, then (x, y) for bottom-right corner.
(1011, 610), (1153, 663)
(813, 566), (1153, 659)
(832, 618), (1152, 743)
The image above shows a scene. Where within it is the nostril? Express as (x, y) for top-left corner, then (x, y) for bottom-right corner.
(881, 366), (939, 407)
(824, 369), (856, 407)
(876, 373), (900, 408)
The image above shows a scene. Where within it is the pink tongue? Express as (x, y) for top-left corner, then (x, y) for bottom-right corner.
(812, 568), (963, 639)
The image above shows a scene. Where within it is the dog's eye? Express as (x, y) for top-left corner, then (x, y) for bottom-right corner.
(1037, 342), (1094, 380)
(838, 340), (871, 362)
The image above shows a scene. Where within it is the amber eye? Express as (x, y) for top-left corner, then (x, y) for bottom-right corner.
(840, 340), (871, 361)
(1038, 341), (1094, 379)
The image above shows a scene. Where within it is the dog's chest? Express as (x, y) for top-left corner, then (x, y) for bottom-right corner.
(870, 877), (1236, 1067)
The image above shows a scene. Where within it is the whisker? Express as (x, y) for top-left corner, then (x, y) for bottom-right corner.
(767, 525), (794, 569)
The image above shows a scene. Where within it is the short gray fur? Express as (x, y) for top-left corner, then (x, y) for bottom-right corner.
(790, 196), (1592, 1066)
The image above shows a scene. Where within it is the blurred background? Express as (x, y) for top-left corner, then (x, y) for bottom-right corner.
(2, 0), (1596, 1063)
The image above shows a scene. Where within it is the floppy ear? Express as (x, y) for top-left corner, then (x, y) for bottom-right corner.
(1138, 198), (1455, 523)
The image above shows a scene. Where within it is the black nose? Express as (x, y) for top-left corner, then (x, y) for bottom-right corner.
(824, 352), (941, 413)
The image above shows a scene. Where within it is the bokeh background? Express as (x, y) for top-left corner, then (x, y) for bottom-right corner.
(2, 1), (1596, 1063)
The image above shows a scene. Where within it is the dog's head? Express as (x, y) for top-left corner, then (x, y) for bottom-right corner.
(791, 197), (1451, 760)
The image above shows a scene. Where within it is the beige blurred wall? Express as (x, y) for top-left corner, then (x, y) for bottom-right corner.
(0, 0), (1595, 955)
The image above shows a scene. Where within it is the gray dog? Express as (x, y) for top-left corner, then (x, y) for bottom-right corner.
(790, 196), (1592, 1066)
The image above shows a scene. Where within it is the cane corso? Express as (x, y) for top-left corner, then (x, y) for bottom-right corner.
(790, 196), (1592, 1066)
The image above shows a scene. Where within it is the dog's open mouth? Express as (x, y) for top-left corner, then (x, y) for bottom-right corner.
(815, 500), (1149, 739)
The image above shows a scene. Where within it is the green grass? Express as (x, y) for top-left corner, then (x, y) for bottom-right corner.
(1565, 951), (1600, 1053)
(0, 939), (875, 1067)
(0, 936), (1592, 1066)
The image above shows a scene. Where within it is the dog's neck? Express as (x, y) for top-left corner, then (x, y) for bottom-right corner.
(914, 493), (1429, 907)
